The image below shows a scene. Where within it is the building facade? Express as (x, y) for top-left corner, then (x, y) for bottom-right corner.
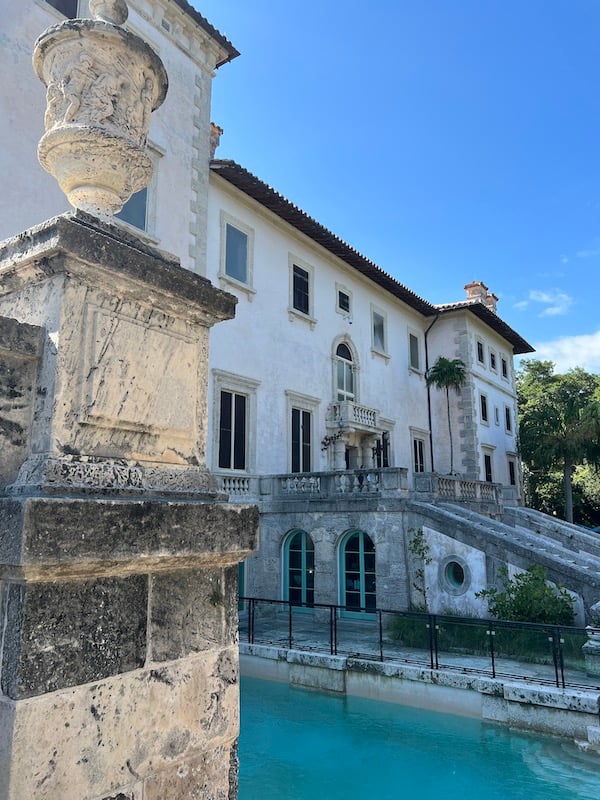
(3, 1), (600, 622)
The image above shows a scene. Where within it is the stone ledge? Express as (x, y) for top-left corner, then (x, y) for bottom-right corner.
(0, 211), (236, 327)
(502, 683), (600, 713)
(0, 496), (258, 578)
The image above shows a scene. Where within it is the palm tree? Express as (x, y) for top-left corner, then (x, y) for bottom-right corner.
(426, 357), (467, 474)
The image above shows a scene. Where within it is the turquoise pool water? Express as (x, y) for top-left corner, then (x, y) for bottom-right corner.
(239, 677), (600, 800)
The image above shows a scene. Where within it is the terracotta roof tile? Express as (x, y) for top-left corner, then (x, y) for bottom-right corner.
(210, 160), (535, 355)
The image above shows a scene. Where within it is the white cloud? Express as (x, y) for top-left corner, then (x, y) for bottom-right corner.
(528, 289), (574, 316)
(528, 330), (600, 373)
(576, 248), (600, 259)
(513, 300), (529, 311)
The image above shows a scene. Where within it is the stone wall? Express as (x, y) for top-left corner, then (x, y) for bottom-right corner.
(0, 317), (43, 488)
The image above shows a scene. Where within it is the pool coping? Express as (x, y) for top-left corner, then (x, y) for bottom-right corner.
(240, 643), (600, 755)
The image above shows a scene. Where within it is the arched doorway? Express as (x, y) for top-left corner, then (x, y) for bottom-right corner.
(339, 530), (376, 615)
(283, 530), (315, 608)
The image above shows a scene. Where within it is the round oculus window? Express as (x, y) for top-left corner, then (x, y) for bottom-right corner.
(445, 560), (465, 589)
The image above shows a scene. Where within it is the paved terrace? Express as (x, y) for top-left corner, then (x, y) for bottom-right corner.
(239, 604), (600, 691)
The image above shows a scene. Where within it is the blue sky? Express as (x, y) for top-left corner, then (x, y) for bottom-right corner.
(195, 0), (600, 373)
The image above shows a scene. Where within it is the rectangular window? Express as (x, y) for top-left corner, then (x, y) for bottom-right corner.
(490, 351), (497, 371)
(508, 459), (517, 486)
(477, 341), (484, 363)
(374, 432), (390, 468)
(372, 309), (386, 353)
(338, 290), (350, 313)
(484, 453), (493, 483)
(225, 223), (248, 283)
(413, 438), (425, 473)
(291, 408), (311, 473)
(218, 390), (247, 470)
(480, 393), (489, 423)
(505, 405), (512, 432)
(501, 358), (508, 379)
(292, 264), (310, 315)
(116, 187), (148, 232)
(409, 333), (420, 370)
(46, 0), (79, 16)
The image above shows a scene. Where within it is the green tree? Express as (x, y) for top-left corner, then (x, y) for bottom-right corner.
(476, 565), (575, 626)
(517, 360), (600, 523)
(426, 356), (467, 474)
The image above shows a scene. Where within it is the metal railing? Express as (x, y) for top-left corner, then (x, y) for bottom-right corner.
(239, 597), (600, 691)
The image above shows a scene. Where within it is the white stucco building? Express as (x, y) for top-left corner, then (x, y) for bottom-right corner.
(3, 0), (599, 620)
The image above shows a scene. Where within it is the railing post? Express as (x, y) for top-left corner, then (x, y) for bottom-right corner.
(548, 627), (560, 688)
(333, 605), (338, 655)
(288, 600), (293, 650)
(487, 622), (496, 678)
(249, 597), (255, 644)
(378, 609), (384, 662)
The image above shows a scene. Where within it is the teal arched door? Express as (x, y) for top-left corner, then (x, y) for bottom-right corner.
(340, 531), (376, 616)
(284, 530), (315, 609)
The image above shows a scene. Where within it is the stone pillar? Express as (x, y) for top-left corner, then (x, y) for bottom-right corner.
(0, 213), (258, 800)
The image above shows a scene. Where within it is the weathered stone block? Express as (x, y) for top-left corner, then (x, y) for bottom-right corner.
(0, 575), (147, 699)
(0, 497), (258, 576)
(0, 212), (237, 475)
(0, 316), (43, 488)
(151, 565), (239, 661)
(143, 744), (235, 800)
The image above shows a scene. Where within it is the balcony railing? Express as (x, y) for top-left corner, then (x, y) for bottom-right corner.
(414, 472), (504, 508)
(215, 469), (505, 513)
(240, 597), (600, 691)
(327, 400), (378, 430)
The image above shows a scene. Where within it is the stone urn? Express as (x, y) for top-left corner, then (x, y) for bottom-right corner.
(32, 0), (168, 216)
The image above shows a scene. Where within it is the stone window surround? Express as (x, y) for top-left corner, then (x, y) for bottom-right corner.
(408, 329), (422, 373)
(479, 391), (489, 425)
(335, 282), (353, 318)
(481, 444), (495, 483)
(476, 338), (485, 365)
(212, 369), (260, 474)
(439, 555), (471, 596)
(409, 426), (430, 473)
(218, 210), (256, 299)
(288, 254), (316, 328)
(332, 335), (360, 403)
(285, 390), (320, 473)
(507, 454), (518, 486)
(504, 404), (513, 433)
(370, 303), (389, 361)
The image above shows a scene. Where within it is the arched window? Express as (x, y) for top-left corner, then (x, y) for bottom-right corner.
(336, 343), (354, 402)
(284, 530), (315, 608)
(339, 530), (376, 614)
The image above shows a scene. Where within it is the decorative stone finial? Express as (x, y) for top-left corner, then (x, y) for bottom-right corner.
(89, 0), (129, 25)
(33, 0), (168, 217)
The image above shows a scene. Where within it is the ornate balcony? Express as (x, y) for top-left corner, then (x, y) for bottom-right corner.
(327, 401), (379, 432)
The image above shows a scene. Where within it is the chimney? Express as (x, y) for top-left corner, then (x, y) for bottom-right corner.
(484, 291), (498, 313)
(464, 281), (488, 302)
(210, 122), (223, 159)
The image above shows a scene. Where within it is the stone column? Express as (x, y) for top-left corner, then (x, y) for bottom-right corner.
(0, 213), (258, 800)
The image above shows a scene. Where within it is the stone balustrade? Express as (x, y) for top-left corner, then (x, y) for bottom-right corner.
(327, 400), (378, 430)
(414, 472), (504, 511)
(216, 467), (409, 502)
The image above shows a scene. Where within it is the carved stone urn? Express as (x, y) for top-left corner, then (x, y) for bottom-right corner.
(33, 0), (168, 216)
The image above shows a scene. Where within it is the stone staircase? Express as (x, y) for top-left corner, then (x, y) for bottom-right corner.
(407, 500), (600, 603)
